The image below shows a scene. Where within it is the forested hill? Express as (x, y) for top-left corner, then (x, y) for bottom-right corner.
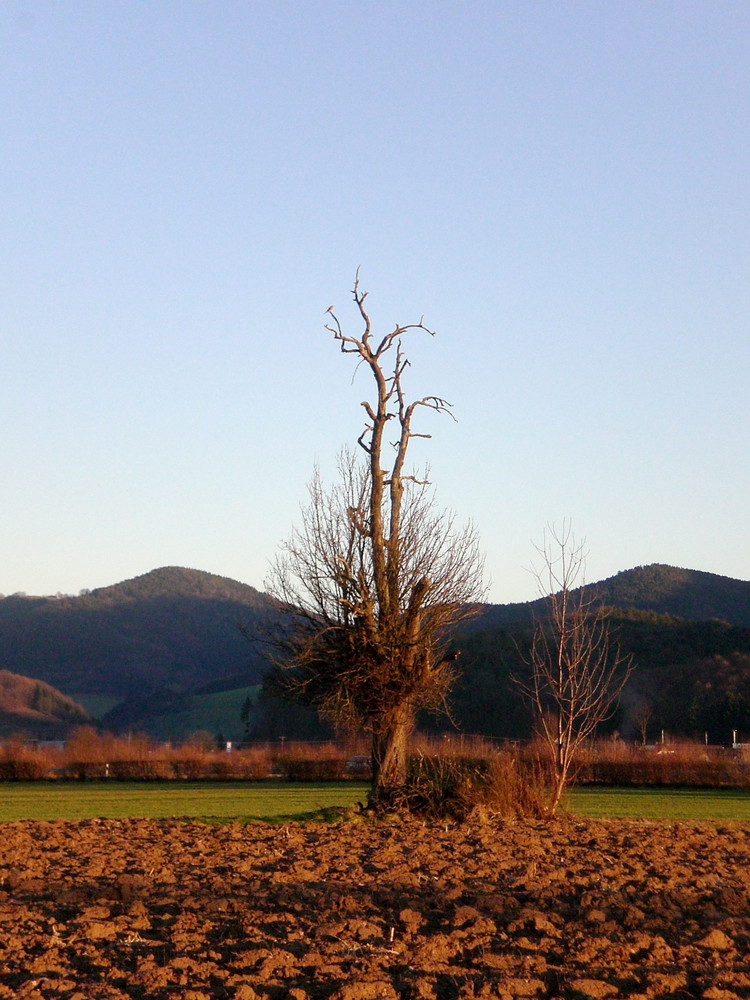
(0, 566), (279, 699)
(477, 564), (750, 629)
(440, 565), (750, 745)
(0, 670), (89, 740)
(88, 565), (270, 605)
(3, 562), (750, 743)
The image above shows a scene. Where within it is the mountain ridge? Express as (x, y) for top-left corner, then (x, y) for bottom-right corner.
(3, 562), (750, 742)
(478, 563), (750, 629)
(6, 561), (749, 615)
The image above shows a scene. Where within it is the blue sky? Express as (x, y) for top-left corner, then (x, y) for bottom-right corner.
(2, 1), (748, 603)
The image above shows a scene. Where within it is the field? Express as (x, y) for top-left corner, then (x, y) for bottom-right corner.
(3, 806), (750, 998)
(3, 784), (750, 998)
(71, 685), (262, 744)
(4, 781), (750, 823)
(569, 786), (750, 821)
(0, 781), (369, 823)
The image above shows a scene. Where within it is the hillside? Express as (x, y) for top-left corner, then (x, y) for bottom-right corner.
(0, 567), (279, 737)
(0, 670), (89, 740)
(257, 565), (750, 745)
(589, 565), (750, 626)
(477, 564), (750, 629)
(438, 607), (750, 746)
(3, 562), (750, 743)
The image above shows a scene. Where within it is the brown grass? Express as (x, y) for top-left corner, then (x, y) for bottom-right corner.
(571, 738), (750, 788)
(0, 729), (372, 782)
(2, 730), (750, 790)
(394, 747), (548, 819)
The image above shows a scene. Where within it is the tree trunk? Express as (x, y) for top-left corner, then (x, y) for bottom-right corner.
(369, 712), (411, 808)
(547, 762), (568, 814)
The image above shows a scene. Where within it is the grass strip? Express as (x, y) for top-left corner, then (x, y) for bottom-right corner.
(3, 782), (750, 823)
(567, 786), (750, 821)
(0, 781), (368, 822)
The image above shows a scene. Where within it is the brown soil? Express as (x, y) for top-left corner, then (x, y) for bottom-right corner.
(1, 814), (749, 999)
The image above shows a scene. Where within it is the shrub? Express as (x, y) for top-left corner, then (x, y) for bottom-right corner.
(392, 748), (547, 820)
(64, 726), (114, 779)
(230, 745), (273, 779)
(169, 738), (209, 780)
(572, 739), (750, 788)
(0, 737), (55, 780)
(106, 734), (170, 780)
(204, 745), (273, 780)
(271, 741), (351, 781)
(284, 757), (347, 781)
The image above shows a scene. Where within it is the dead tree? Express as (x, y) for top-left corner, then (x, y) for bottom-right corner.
(518, 523), (632, 813)
(266, 275), (485, 806)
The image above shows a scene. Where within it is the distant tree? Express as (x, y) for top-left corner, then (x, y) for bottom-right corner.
(240, 695), (252, 724)
(31, 683), (53, 714)
(517, 523), (633, 813)
(187, 730), (215, 752)
(266, 275), (485, 807)
(633, 699), (653, 746)
(239, 693), (257, 744)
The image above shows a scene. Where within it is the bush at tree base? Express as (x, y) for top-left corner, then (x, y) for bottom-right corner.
(385, 750), (548, 820)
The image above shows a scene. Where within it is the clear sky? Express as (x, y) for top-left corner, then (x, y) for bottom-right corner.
(2, 1), (748, 604)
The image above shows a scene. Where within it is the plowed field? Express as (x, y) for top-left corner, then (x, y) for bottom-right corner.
(2, 814), (749, 999)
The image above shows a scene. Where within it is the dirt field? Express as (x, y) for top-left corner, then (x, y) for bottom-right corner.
(1, 813), (749, 999)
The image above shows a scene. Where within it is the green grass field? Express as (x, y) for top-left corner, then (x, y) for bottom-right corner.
(0, 782), (369, 823)
(3, 783), (750, 823)
(567, 786), (750, 821)
(70, 685), (262, 743)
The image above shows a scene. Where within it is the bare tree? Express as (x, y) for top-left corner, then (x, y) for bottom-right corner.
(266, 275), (485, 806)
(633, 699), (653, 747)
(518, 523), (632, 813)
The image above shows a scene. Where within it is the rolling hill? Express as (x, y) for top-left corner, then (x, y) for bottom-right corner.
(0, 566), (279, 739)
(476, 564), (750, 629)
(2, 562), (750, 743)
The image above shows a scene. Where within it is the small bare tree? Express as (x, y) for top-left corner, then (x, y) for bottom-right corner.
(518, 523), (632, 813)
(633, 699), (653, 747)
(266, 275), (485, 807)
